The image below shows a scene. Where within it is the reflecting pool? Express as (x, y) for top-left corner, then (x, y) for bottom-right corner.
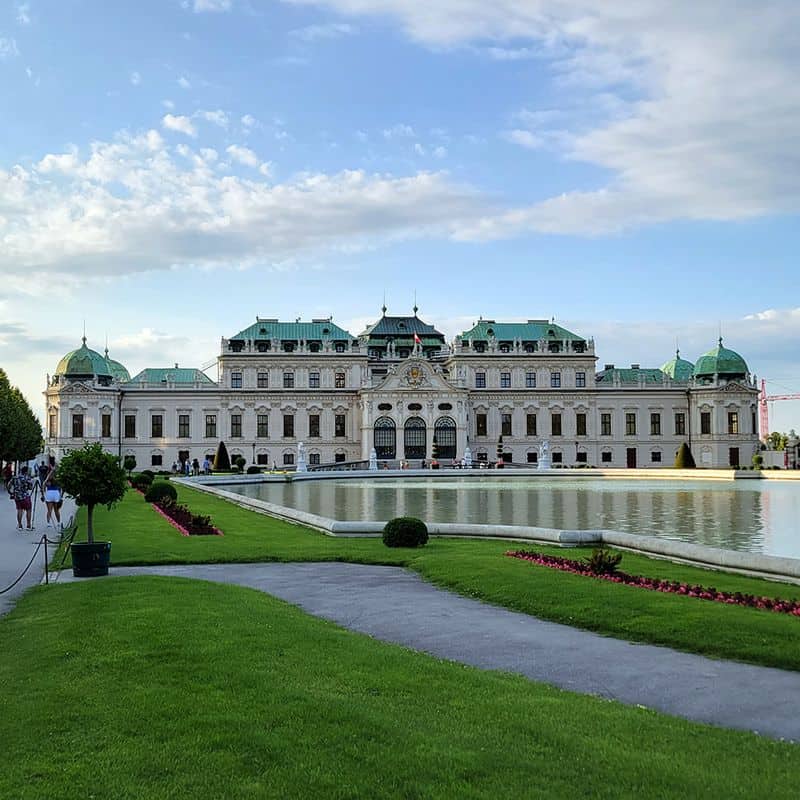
(227, 477), (800, 559)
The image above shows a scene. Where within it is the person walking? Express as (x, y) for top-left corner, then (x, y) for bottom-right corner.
(192, 457), (200, 476)
(7, 466), (34, 531)
(202, 456), (211, 475)
(43, 456), (63, 530)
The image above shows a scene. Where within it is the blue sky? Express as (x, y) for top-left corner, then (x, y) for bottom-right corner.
(1, 1), (799, 432)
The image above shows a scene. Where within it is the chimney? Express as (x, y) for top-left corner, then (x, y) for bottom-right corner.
(631, 364), (640, 370)
(174, 363), (179, 369)
(604, 364), (615, 371)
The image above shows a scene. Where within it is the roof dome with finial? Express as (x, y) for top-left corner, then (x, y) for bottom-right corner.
(55, 337), (113, 379)
(104, 347), (131, 382)
(693, 338), (749, 379)
(660, 349), (694, 381)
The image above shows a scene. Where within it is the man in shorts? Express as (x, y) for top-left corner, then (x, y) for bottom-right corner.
(8, 466), (34, 531)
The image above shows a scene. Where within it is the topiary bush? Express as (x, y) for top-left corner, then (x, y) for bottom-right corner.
(131, 473), (154, 492)
(382, 516), (428, 548)
(144, 481), (178, 504)
(213, 441), (231, 471)
(752, 453), (764, 470)
(140, 469), (156, 479)
(246, 465), (261, 474)
(123, 455), (136, 476)
(674, 442), (696, 468)
(234, 456), (246, 470)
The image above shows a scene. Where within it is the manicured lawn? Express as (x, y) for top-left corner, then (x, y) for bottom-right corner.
(57, 485), (800, 671)
(0, 577), (797, 799)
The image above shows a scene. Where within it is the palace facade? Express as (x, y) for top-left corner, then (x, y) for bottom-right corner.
(44, 310), (760, 469)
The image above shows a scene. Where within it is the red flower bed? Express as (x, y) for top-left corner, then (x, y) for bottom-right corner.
(155, 498), (223, 536)
(506, 549), (800, 617)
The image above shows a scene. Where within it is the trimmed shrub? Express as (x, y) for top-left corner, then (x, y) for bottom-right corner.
(131, 473), (154, 492)
(752, 453), (764, 470)
(157, 470), (172, 477)
(144, 482), (178, 504)
(674, 442), (696, 468)
(246, 465), (261, 474)
(231, 465), (241, 474)
(234, 456), (246, 470)
(140, 469), (156, 479)
(123, 455), (136, 476)
(213, 441), (231, 471)
(383, 516), (428, 548)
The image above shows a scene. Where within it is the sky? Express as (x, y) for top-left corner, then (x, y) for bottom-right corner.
(1, 0), (799, 432)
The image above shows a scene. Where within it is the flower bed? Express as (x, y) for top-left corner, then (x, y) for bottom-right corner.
(155, 498), (223, 536)
(506, 549), (800, 617)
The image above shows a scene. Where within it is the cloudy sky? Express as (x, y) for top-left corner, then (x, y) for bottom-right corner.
(1, 1), (799, 430)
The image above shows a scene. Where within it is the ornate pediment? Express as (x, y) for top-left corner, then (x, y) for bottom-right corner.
(723, 381), (752, 392)
(58, 382), (94, 395)
(366, 358), (460, 395)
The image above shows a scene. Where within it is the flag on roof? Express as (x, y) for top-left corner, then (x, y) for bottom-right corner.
(413, 332), (421, 345)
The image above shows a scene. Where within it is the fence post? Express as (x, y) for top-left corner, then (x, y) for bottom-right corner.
(43, 535), (49, 585)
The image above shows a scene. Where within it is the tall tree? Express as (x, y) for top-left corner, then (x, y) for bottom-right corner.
(0, 369), (43, 463)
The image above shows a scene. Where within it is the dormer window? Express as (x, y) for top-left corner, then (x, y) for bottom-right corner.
(500, 344), (510, 353)
(474, 343), (485, 353)
(335, 342), (345, 353)
(398, 322), (406, 330)
(309, 342), (320, 352)
(257, 342), (269, 352)
(259, 327), (267, 335)
(487, 328), (494, 336)
(322, 327), (330, 335)
(283, 342), (294, 352)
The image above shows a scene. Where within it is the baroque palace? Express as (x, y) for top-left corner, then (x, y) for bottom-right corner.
(44, 309), (760, 469)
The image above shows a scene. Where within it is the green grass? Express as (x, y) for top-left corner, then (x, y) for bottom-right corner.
(0, 577), (797, 799)
(56, 485), (800, 671)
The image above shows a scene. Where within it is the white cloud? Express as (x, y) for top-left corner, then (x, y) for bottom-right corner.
(226, 144), (259, 167)
(16, 3), (31, 25)
(290, 22), (357, 41)
(413, 143), (425, 156)
(259, 162), (272, 177)
(355, 130), (368, 142)
(0, 127), (486, 279)
(130, 71), (141, 86)
(484, 46), (537, 61)
(162, 99), (175, 109)
(191, 0), (232, 11)
(383, 123), (415, 139)
(0, 37), (19, 59)
(197, 109), (229, 128)
(433, 146), (447, 159)
(502, 129), (543, 149)
(162, 114), (197, 137)
(291, 0), (800, 235)
(241, 114), (257, 128)
(177, 76), (191, 89)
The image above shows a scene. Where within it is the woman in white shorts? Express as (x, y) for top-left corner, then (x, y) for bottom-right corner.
(44, 457), (63, 530)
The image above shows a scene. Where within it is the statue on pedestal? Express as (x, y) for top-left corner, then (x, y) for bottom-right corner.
(297, 441), (307, 472)
(537, 439), (551, 471)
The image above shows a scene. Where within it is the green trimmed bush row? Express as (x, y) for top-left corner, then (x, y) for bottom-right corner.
(144, 482), (178, 505)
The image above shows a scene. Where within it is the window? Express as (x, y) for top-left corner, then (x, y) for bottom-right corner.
(205, 414), (217, 438)
(309, 415), (320, 438)
(231, 414), (242, 438)
(576, 371), (586, 388)
(551, 413), (562, 436)
(476, 413), (487, 437)
(475, 371), (486, 388)
(374, 417), (396, 459)
(283, 453), (295, 465)
(49, 414), (57, 438)
(72, 414), (84, 438)
(309, 453), (320, 465)
(256, 453), (268, 465)
(335, 453), (346, 463)
(124, 414), (136, 438)
(527, 452), (538, 463)
(550, 372), (561, 388)
(601, 413), (612, 436)
(101, 414), (111, 438)
(500, 343), (510, 353)
(335, 342), (345, 353)
(283, 372), (295, 388)
(309, 372), (320, 389)
(650, 413), (661, 436)
(500, 371), (511, 388)
(674, 413), (686, 436)
(283, 415), (295, 438)
(151, 415), (163, 438)
(335, 414), (346, 438)
(526, 413), (537, 437)
(625, 413), (636, 436)
(335, 372), (346, 389)
(552, 452), (562, 463)
(176, 414), (189, 438)
(231, 371), (242, 389)
(257, 414), (269, 438)
(151, 454), (163, 466)
(501, 413), (512, 437)
(651, 451), (662, 463)
(438, 403), (452, 411)
(576, 413), (586, 436)
(257, 372), (269, 388)
(601, 451), (612, 463)
(728, 411), (739, 434)
(576, 452), (587, 463)
(525, 371), (536, 388)
(477, 451), (488, 462)
(701, 412), (711, 435)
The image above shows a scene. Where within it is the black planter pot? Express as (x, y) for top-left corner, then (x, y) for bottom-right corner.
(71, 541), (112, 577)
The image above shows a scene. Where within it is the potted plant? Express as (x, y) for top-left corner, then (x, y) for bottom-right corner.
(431, 435), (440, 469)
(57, 443), (128, 577)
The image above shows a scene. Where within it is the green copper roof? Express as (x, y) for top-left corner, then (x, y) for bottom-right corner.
(55, 338), (113, 378)
(128, 368), (216, 385)
(360, 314), (444, 339)
(230, 318), (354, 341)
(104, 350), (131, 382)
(660, 350), (694, 382)
(596, 367), (665, 385)
(460, 319), (585, 342)
(693, 339), (748, 377)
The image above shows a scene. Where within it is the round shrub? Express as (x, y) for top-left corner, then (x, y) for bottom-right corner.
(246, 465), (261, 474)
(144, 482), (178, 504)
(131, 473), (154, 493)
(382, 517), (428, 548)
(140, 469), (156, 479)
(234, 456), (246, 470)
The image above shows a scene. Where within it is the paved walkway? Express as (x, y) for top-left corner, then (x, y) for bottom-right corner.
(0, 484), (75, 616)
(58, 561), (800, 741)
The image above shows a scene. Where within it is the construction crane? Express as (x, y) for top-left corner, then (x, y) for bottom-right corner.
(759, 379), (800, 437)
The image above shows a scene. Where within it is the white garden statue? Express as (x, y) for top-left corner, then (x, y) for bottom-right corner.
(537, 439), (551, 471)
(297, 441), (307, 472)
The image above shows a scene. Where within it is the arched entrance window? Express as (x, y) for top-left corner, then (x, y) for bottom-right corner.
(374, 416), (396, 459)
(434, 416), (457, 459)
(404, 417), (427, 459)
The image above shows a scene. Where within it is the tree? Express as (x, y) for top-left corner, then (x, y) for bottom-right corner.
(674, 442), (696, 468)
(431, 434), (439, 462)
(213, 441), (231, 471)
(123, 455), (136, 476)
(496, 434), (504, 463)
(0, 369), (43, 464)
(57, 443), (127, 543)
(768, 431), (789, 451)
